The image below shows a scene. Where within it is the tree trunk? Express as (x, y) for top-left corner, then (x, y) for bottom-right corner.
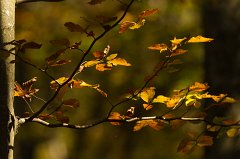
(202, 0), (240, 159)
(0, 0), (16, 159)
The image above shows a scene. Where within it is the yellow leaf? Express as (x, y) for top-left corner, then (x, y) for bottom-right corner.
(170, 37), (187, 46)
(185, 98), (196, 107)
(106, 54), (118, 61)
(197, 135), (213, 147)
(138, 87), (155, 103)
(148, 43), (168, 52)
(108, 58), (131, 66)
(153, 95), (169, 103)
(226, 128), (239, 138)
(129, 19), (146, 30)
(188, 35), (214, 43)
(222, 97), (236, 103)
(84, 60), (101, 68)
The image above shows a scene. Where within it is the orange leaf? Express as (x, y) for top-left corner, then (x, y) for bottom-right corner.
(189, 82), (209, 92)
(96, 63), (112, 71)
(108, 112), (123, 125)
(133, 120), (164, 131)
(139, 8), (159, 19)
(197, 135), (213, 147)
(177, 139), (195, 154)
(48, 59), (71, 67)
(148, 43), (168, 52)
(93, 51), (105, 59)
(143, 104), (153, 110)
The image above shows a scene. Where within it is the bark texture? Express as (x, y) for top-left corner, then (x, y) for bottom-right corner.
(0, 0), (16, 159)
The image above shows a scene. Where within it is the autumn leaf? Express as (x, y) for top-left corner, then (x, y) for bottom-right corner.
(55, 111), (70, 123)
(197, 135), (213, 147)
(96, 63), (112, 71)
(14, 77), (39, 101)
(108, 112), (123, 125)
(84, 60), (101, 68)
(92, 51), (105, 59)
(169, 49), (187, 57)
(153, 95), (169, 103)
(50, 77), (107, 97)
(189, 82), (209, 92)
(166, 97), (181, 108)
(133, 120), (164, 131)
(20, 42), (42, 52)
(170, 37), (187, 46)
(226, 128), (239, 138)
(188, 36), (214, 43)
(148, 43), (168, 52)
(64, 22), (84, 33)
(177, 139), (195, 154)
(119, 19), (145, 33)
(108, 58), (131, 66)
(138, 87), (155, 103)
(143, 104), (153, 110)
(139, 8), (159, 19)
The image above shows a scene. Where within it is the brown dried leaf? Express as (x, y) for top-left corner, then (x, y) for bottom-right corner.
(148, 43), (168, 52)
(139, 8), (159, 19)
(197, 135), (213, 147)
(108, 112), (123, 125)
(177, 139), (195, 154)
(64, 22), (84, 33)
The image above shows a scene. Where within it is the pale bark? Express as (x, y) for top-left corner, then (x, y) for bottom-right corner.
(0, 0), (16, 159)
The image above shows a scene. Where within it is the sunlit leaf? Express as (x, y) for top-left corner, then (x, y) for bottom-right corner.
(170, 37), (187, 46)
(189, 82), (209, 92)
(188, 36), (214, 43)
(138, 87), (155, 103)
(96, 63), (112, 71)
(92, 51), (105, 59)
(226, 128), (239, 138)
(166, 97), (181, 108)
(185, 98), (196, 107)
(106, 54), (118, 61)
(119, 19), (145, 33)
(177, 139), (195, 154)
(148, 43), (168, 52)
(153, 95), (169, 103)
(221, 97), (236, 103)
(143, 104), (153, 110)
(108, 58), (131, 66)
(84, 60), (101, 68)
(64, 22), (84, 33)
(197, 135), (213, 147)
(50, 77), (107, 97)
(14, 77), (39, 101)
(108, 112), (123, 125)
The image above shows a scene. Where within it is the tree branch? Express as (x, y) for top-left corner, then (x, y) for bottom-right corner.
(26, 0), (135, 122)
(19, 116), (240, 130)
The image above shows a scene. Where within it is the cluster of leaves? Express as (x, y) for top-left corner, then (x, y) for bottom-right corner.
(10, 0), (240, 155)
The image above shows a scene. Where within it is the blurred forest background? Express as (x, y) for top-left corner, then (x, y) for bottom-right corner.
(14, 0), (240, 159)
